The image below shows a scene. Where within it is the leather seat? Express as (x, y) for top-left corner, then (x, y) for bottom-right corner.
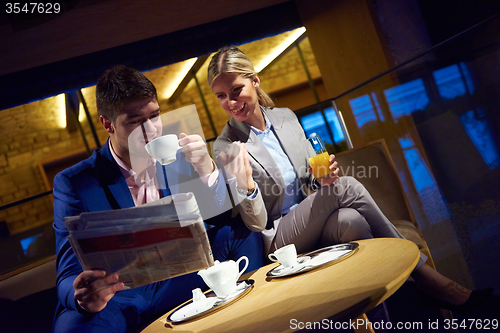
(334, 139), (436, 268)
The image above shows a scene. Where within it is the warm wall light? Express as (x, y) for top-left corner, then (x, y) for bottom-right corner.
(78, 102), (85, 122)
(161, 57), (198, 99)
(55, 93), (67, 128)
(254, 27), (306, 72)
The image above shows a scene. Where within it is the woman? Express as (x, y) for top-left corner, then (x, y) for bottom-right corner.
(210, 46), (492, 316)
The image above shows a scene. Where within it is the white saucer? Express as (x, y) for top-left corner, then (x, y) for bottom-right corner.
(266, 243), (359, 278)
(167, 279), (254, 323)
(169, 297), (218, 322)
(268, 256), (312, 277)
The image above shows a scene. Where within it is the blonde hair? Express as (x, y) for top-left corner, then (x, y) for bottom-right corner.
(208, 46), (274, 109)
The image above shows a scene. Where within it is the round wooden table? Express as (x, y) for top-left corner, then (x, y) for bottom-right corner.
(142, 238), (420, 333)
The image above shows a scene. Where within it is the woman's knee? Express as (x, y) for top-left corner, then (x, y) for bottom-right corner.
(340, 176), (368, 196)
(321, 176), (365, 198)
(322, 208), (373, 245)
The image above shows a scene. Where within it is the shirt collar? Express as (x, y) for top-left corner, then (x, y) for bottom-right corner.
(249, 108), (272, 135)
(109, 141), (136, 180)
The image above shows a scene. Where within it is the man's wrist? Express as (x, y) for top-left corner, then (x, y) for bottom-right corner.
(75, 299), (95, 316)
(195, 158), (215, 176)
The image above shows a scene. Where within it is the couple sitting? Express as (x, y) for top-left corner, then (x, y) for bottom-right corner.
(53, 48), (492, 332)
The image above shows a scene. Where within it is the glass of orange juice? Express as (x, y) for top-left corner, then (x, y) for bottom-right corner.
(305, 134), (331, 178)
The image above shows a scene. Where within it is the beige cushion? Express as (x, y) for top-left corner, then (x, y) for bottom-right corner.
(392, 220), (424, 249)
(335, 142), (413, 222)
(335, 140), (437, 269)
(0, 259), (56, 301)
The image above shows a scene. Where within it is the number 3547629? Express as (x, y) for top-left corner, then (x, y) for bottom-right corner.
(5, 3), (61, 14)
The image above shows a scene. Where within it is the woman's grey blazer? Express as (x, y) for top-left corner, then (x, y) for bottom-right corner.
(214, 107), (317, 249)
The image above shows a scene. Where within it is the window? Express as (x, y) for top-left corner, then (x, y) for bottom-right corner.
(384, 79), (429, 118)
(460, 109), (499, 169)
(349, 95), (378, 127)
(300, 111), (333, 144)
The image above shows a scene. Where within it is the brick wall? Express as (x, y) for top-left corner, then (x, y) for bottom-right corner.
(261, 38), (322, 95)
(0, 88), (108, 234)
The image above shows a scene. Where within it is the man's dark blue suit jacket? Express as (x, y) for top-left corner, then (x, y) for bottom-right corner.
(52, 140), (231, 313)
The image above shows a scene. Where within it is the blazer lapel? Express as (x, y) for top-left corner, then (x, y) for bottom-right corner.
(97, 141), (135, 209)
(227, 117), (285, 189)
(265, 109), (304, 175)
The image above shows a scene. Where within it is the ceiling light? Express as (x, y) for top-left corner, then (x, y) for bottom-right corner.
(78, 103), (86, 122)
(55, 93), (66, 128)
(160, 57), (198, 100)
(254, 27), (306, 72)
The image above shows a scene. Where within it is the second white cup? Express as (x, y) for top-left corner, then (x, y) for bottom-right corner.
(268, 244), (298, 267)
(144, 134), (180, 165)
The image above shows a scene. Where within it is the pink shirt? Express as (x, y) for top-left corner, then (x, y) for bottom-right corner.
(110, 142), (160, 206)
(109, 142), (219, 206)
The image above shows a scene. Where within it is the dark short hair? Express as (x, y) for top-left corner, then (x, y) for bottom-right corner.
(96, 65), (158, 122)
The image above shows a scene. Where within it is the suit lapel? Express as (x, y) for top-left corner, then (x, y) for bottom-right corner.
(266, 109), (304, 175)
(97, 141), (135, 209)
(228, 116), (285, 189)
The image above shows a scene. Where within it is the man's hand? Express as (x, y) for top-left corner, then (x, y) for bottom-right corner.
(179, 133), (214, 175)
(73, 270), (124, 313)
(218, 142), (254, 192)
(308, 154), (340, 187)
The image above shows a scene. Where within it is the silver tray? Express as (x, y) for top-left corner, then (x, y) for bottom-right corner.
(167, 279), (254, 323)
(266, 242), (359, 278)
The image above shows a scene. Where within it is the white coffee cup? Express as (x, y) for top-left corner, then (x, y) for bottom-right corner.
(197, 257), (249, 297)
(268, 244), (298, 267)
(144, 134), (180, 165)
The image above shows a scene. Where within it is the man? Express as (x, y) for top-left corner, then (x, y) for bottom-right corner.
(52, 65), (263, 332)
